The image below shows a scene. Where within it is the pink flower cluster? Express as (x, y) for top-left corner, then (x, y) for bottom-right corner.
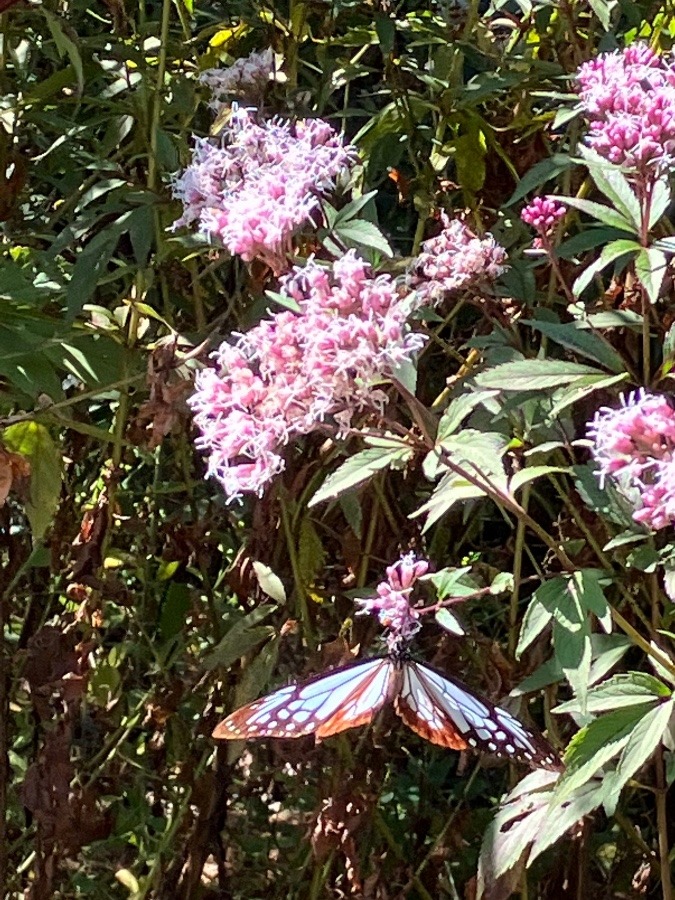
(355, 553), (429, 647)
(200, 48), (275, 107)
(172, 108), (357, 273)
(588, 389), (675, 530)
(576, 43), (675, 174)
(521, 196), (566, 236)
(410, 214), (507, 304)
(189, 252), (425, 500)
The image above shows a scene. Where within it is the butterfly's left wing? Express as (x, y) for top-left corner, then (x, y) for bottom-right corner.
(213, 657), (397, 741)
(395, 660), (562, 771)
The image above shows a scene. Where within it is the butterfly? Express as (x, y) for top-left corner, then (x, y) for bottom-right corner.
(213, 649), (562, 771)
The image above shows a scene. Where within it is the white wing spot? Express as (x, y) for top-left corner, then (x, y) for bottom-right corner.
(285, 722), (296, 732)
(295, 710), (311, 723)
(476, 728), (492, 741)
(505, 743), (515, 754)
(488, 741), (497, 751)
(495, 730), (507, 740)
(468, 737), (477, 747)
(277, 709), (290, 720)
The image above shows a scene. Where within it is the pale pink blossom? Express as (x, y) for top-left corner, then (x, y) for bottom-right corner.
(200, 49), (275, 107)
(172, 110), (357, 273)
(189, 253), (425, 501)
(410, 214), (507, 304)
(576, 44), (675, 174)
(355, 553), (430, 646)
(588, 389), (675, 530)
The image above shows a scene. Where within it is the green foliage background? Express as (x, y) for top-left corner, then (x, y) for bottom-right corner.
(2, 0), (675, 898)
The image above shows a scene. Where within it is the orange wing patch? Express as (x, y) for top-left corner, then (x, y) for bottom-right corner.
(395, 693), (468, 749)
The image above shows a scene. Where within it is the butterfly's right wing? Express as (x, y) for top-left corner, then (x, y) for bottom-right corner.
(213, 657), (397, 741)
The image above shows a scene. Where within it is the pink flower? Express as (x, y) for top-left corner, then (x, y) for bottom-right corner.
(172, 110), (357, 273)
(576, 44), (675, 175)
(410, 214), (507, 304)
(200, 49), (276, 107)
(189, 253), (426, 501)
(355, 552), (430, 646)
(588, 389), (675, 530)
(521, 196), (566, 235)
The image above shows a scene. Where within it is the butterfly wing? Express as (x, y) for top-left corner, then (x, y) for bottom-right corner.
(213, 657), (397, 741)
(395, 661), (562, 771)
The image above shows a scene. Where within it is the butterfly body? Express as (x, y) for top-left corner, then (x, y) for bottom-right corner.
(213, 652), (562, 771)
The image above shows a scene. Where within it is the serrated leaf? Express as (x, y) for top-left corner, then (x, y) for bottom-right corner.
(2, 421), (63, 541)
(555, 703), (656, 802)
(547, 372), (628, 420)
(478, 770), (565, 889)
(309, 440), (413, 506)
(475, 359), (602, 391)
(578, 147), (641, 227)
(562, 196), (637, 233)
(600, 699), (675, 814)
(635, 247), (667, 304)
(436, 389), (497, 441)
(554, 672), (672, 714)
(252, 561), (287, 603)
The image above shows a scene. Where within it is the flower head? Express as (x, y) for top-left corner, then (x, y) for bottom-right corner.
(172, 109), (357, 273)
(410, 214), (507, 304)
(576, 43), (675, 175)
(355, 552), (429, 648)
(189, 253), (425, 500)
(588, 389), (675, 530)
(200, 48), (276, 107)
(521, 196), (566, 236)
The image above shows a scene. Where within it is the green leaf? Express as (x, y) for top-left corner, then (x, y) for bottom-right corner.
(561, 196), (637, 233)
(298, 518), (326, 591)
(2, 421), (63, 541)
(552, 579), (592, 712)
(203, 605), (277, 671)
(309, 438), (413, 506)
(517, 577), (568, 657)
(597, 699), (675, 814)
(554, 672), (672, 714)
(42, 9), (84, 96)
(506, 154), (573, 206)
(635, 247), (667, 304)
(587, 0), (613, 29)
(159, 583), (191, 641)
(475, 359), (603, 391)
(509, 465), (569, 496)
(573, 239), (640, 296)
(252, 561), (287, 604)
(649, 178), (671, 229)
(573, 463), (639, 528)
(547, 372), (629, 420)
(435, 608), (465, 636)
(578, 147), (641, 227)
(555, 703), (657, 802)
(331, 219), (393, 258)
(575, 569), (612, 633)
(522, 318), (626, 373)
(436, 390), (497, 441)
